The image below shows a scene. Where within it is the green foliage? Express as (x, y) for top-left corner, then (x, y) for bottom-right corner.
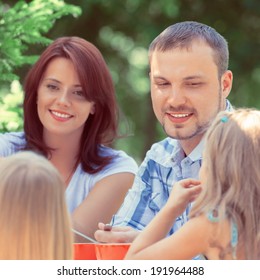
(0, 0), (81, 133)
(0, 80), (23, 132)
(0, 0), (81, 82)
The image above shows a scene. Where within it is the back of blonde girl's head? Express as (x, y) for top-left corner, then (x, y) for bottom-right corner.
(0, 151), (72, 259)
(191, 108), (260, 259)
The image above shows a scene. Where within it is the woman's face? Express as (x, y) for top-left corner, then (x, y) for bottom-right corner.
(37, 57), (95, 140)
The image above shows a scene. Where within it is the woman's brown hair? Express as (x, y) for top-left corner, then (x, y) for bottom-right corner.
(23, 37), (118, 173)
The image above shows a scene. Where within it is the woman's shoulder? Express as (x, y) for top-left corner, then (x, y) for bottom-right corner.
(98, 145), (138, 174)
(71, 146), (138, 196)
(0, 131), (26, 156)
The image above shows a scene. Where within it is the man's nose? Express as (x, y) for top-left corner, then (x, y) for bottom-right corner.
(167, 86), (186, 105)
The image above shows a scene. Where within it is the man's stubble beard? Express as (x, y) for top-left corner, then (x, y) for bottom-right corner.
(162, 89), (223, 140)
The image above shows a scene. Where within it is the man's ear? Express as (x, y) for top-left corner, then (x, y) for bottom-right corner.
(221, 70), (233, 98)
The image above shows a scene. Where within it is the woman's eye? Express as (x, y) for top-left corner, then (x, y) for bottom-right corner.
(47, 84), (58, 90)
(73, 90), (85, 97)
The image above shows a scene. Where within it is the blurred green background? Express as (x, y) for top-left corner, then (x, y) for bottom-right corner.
(1, 0), (259, 163)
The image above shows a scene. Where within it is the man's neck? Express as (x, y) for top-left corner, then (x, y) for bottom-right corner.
(179, 134), (204, 156)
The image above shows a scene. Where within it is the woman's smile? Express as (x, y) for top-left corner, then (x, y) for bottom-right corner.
(49, 109), (73, 122)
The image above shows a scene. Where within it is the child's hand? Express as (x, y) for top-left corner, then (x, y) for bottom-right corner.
(165, 179), (202, 217)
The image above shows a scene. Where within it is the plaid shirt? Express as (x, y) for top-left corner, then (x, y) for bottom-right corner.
(112, 100), (232, 236)
(112, 137), (203, 235)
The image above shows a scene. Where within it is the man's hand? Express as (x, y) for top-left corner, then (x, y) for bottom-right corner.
(94, 222), (139, 243)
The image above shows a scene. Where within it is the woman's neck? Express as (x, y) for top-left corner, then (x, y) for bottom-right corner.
(43, 132), (81, 186)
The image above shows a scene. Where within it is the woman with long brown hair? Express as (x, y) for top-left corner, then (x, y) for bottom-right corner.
(0, 37), (137, 240)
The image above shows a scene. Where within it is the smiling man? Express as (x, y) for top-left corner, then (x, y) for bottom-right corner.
(95, 21), (233, 244)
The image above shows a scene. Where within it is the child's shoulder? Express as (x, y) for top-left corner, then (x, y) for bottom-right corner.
(191, 214), (236, 259)
(184, 214), (221, 245)
(189, 213), (215, 227)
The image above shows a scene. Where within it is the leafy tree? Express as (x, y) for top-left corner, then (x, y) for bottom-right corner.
(0, 0), (81, 133)
(0, 0), (81, 83)
(0, 80), (23, 132)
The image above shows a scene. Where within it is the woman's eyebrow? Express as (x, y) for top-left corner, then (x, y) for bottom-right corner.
(43, 77), (61, 83)
(43, 78), (82, 87)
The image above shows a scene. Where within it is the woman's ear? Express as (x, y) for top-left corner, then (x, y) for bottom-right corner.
(90, 103), (95, 115)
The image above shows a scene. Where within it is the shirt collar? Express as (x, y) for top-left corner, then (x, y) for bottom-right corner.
(226, 99), (233, 112)
(169, 137), (204, 166)
(188, 137), (205, 162)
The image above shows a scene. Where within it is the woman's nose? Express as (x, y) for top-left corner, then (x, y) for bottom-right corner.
(56, 91), (71, 107)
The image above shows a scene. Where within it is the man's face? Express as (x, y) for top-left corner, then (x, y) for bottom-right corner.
(150, 40), (232, 153)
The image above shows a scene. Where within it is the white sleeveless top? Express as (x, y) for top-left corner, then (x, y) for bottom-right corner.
(0, 132), (138, 212)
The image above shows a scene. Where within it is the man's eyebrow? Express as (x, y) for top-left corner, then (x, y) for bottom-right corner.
(183, 75), (204, 80)
(152, 75), (204, 80)
(152, 75), (168, 80)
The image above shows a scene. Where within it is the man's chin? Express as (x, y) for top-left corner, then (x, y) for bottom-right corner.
(165, 129), (202, 141)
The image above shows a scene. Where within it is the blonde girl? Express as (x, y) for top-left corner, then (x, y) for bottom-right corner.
(126, 108), (260, 260)
(0, 151), (72, 259)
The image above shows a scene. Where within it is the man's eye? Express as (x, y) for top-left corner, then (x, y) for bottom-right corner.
(187, 82), (203, 87)
(156, 82), (170, 87)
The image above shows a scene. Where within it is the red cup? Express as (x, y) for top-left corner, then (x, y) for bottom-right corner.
(73, 243), (97, 260)
(95, 243), (131, 260)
